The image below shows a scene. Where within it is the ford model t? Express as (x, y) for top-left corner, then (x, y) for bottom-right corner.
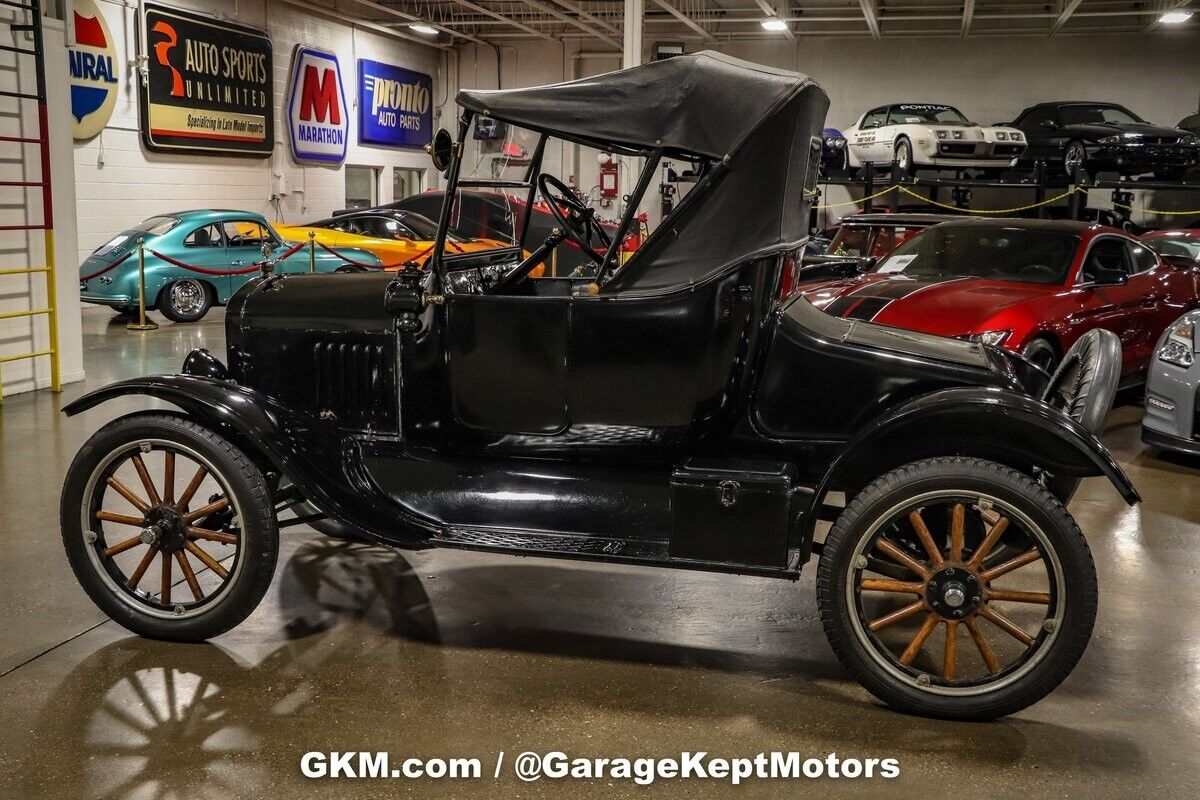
(61, 53), (1137, 719)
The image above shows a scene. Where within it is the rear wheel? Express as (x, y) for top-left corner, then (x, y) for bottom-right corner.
(61, 413), (277, 641)
(158, 278), (214, 323)
(817, 457), (1097, 720)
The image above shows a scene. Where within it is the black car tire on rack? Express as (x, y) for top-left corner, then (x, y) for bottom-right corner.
(816, 457), (1097, 720)
(61, 413), (278, 642)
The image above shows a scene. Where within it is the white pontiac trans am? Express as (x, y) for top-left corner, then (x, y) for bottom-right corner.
(843, 103), (1026, 174)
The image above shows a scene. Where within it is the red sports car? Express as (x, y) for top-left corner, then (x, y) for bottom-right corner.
(1141, 228), (1200, 269)
(801, 218), (1200, 377)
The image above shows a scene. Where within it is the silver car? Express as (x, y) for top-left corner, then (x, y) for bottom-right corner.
(1143, 309), (1200, 456)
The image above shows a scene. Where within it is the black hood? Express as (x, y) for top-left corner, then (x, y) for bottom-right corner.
(1061, 121), (1188, 140)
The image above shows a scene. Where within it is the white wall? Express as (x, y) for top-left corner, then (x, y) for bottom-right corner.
(454, 31), (1200, 225)
(72, 0), (450, 265)
(1, 15), (83, 397)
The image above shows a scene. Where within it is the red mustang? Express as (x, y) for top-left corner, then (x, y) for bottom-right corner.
(801, 219), (1200, 377)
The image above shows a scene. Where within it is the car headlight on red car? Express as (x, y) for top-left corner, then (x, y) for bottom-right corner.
(975, 330), (1012, 347)
(1158, 320), (1196, 368)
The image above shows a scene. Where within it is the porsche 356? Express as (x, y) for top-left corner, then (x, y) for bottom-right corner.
(60, 53), (1137, 719)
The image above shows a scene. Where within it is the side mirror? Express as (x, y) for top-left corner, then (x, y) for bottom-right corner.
(1089, 266), (1128, 286)
(1040, 119), (1058, 130)
(857, 256), (878, 273)
(426, 128), (455, 172)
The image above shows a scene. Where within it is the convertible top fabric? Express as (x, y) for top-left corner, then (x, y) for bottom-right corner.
(456, 51), (811, 159)
(457, 52), (830, 293)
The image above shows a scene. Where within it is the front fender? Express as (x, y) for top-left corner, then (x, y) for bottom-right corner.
(807, 386), (1139, 528)
(63, 375), (436, 542)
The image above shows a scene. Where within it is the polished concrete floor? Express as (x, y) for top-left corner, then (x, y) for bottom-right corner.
(1, 307), (1199, 798)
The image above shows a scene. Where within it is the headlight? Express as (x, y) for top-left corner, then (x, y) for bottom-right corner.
(976, 330), (1012, 347)
(1182, 135), (1198, 146)
(936, 130), (947, 140)
(1158, 320), (1196, 368)
(952, 130), (963, 140)
(995, 131), (1008, 141)
(1009, 131), (1022, 142)
(1098, 135), (1122, 144)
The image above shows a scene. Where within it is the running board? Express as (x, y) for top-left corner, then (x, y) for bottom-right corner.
(429, 526), (801, 579)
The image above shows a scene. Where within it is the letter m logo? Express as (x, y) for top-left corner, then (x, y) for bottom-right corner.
(299, 64), (340, 124)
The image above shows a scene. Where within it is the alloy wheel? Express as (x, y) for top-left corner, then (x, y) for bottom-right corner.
(169, 279), (207, 317)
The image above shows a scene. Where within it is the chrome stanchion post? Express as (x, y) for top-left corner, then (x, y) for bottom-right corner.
(127, 236), (158, 331)
(308, 230), (316, 273)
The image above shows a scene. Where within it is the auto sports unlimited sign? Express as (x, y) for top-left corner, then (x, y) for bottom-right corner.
(358, 59), (432, 149)
(287, 46), (349, 164)
(70, 0), (119, 140)
(140, 3), (273, 156)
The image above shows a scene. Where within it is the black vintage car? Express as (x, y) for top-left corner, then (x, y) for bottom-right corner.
(60, 53), (1138, 720)
(1012, 101), (1200, 179)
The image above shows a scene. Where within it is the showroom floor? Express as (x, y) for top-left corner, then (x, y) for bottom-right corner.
(1, 308), (1198, 799)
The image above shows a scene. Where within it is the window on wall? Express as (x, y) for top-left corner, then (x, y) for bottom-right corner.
(392, 168), (425, 202)
(345, 166), (378, 210)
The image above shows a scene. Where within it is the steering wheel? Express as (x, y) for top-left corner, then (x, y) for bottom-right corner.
(538, 174), (612, 263)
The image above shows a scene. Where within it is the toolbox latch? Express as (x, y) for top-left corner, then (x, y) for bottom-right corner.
(718, 479), (740, 507)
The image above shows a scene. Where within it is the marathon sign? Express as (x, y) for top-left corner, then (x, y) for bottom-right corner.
(357, 59), (432, 149)
(287, 46), (349, 164)
(140, 2), (273, 156)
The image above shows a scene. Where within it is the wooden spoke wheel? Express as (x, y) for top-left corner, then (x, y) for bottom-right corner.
(62, 413), (278, 641)
(852, 495), (1059, 690)
(82, 440), (242, 618)
(816, 457), (1097, 720)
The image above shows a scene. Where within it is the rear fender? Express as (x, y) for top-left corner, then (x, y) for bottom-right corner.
(62, 375), (436, 543)
(804, 386), (1139, 539)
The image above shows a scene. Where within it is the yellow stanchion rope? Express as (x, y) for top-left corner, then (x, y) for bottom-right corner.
(894, 185), (1083, 214)
(1109, 200), (1200, 216)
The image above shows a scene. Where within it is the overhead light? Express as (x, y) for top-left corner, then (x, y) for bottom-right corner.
(1159, 10), (1193, 24)
(760, 17), (789, 32)
(409, 23), (439, 35)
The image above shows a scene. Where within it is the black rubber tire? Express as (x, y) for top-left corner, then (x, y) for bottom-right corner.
(817, 456), (1097, 720)
(894, 136), (917, 176)
(61, 412), (277, 641)
(1042, 328), (1122, 436)
(1062, 140), (1088, 179)
(157, 278), (214, 323)
(1021, 336), (1059, 374)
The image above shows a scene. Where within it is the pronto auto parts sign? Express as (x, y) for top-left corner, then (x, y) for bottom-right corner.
(69, 0), (119, 140)
(287, 46), (349, 164)
(140, 2), (273, 157)
(358, 59), (432, 149)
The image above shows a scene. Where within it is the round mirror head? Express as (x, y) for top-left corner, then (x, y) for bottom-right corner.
(427, 129), (454, 172)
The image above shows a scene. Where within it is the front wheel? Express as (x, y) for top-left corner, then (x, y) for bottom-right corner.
(817, 457), (1097, 720)
(61, 413), (278, 641)
(158, 278), (214, 323)
(894, 136), (917, 176)
(1062, 140), (1089, 178)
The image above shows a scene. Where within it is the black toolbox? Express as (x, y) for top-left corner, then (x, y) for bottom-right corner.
(669, 459), (798, 569)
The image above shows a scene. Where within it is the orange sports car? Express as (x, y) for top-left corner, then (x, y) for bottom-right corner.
(275, 208), (537, 273)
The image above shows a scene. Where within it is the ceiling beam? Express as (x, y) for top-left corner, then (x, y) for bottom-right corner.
(961, 0), (974, 37)
(1050, 0), (1085, 35)
(275, 0), (450, 49)
(340, 0), (489, 46)
(754, 0), (796, 41)
(518, 0), (622, 47)
(450, 0), (556, 41)
(649, 0), (717, 42)
(547, 0), (624, 37)
(858, 0), (881, 38)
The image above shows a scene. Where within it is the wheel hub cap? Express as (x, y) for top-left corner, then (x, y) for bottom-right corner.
(926, 566), (982, 619)
(144, 505), (186, 552)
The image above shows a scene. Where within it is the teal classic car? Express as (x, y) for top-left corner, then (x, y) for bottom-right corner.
(78, 209), (383, 322)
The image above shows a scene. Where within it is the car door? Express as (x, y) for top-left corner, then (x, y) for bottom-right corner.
(1128, 240), (1196, 369)
(849, 106), (890, 165)
(1068, 235), (1154, 375)
(1018, 106), (1061, 163)
(178, 222), (232, 300)
(222, 219), (301, 278)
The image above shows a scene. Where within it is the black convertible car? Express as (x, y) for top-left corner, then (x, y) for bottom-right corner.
(1013, 101), (1199, 179)
(60, 53), (1137, 721)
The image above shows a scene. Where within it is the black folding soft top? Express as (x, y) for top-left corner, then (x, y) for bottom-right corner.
(456, 51), (811, 159)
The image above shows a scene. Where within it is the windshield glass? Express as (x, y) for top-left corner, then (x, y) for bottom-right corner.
(1060, 104), (1143, 126)
(888, 104), (969, 125)
(1145, 237), (1200, 260)
(397, 212), (444, 241)
(875, 225), (1078, 284)
(826, 224), (926, 259)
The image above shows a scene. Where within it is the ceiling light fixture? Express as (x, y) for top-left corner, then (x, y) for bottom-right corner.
(1159, 10), (1193, 24)
(760, 17), (789, 32)
(409, 23), (439, 35)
